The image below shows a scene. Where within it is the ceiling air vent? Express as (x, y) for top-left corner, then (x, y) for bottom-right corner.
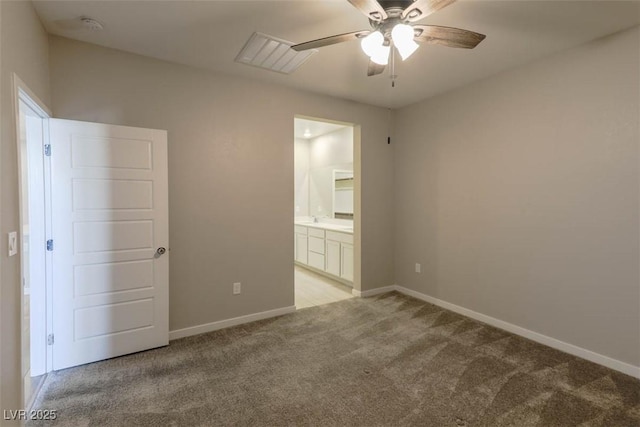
(235, 32), (316, 74)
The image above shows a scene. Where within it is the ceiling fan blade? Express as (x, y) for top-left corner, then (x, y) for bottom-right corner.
(401, 0), (457, 22)
(367, 60), (386, 77)
(413, 25), (486, 49)
(292, 30), (370, 51)
(348, 0), (388, 22)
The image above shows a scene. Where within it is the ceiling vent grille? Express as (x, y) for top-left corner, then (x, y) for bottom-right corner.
(235, 32), (316, 74)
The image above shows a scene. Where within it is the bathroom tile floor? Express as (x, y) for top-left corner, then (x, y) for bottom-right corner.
(295, 265), (353, 309)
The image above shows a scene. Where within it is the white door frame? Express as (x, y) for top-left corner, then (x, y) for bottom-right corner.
(13, 73), (53, 409)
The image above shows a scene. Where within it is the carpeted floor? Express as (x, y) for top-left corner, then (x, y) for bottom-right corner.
(30, 292), (639, 426)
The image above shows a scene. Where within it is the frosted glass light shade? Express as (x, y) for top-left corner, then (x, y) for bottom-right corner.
(370, 45), (390, 65)
(361, 31), (384, 57)
(391, 24), (419, 60)
(361, 31), (390, 65)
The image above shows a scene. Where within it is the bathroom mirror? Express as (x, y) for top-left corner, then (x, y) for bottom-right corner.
(333, 170), (353, 219)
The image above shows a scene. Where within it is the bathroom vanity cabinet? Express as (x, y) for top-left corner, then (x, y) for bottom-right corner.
(294, 224), (353, 286)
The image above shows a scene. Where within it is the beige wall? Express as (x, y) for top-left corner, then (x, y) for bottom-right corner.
(394, 26), (640, 367)
(49, 36), (395, 331)
(1, 0), (50, 414)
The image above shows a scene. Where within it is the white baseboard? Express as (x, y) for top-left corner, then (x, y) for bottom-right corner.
(169, 305), (297, 340)
(26, 372), (48, 412)
(395, 285), (640, 379)
(352, 285), (397, 298)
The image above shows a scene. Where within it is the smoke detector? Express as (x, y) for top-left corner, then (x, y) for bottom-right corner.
(80, 17), (104, 31)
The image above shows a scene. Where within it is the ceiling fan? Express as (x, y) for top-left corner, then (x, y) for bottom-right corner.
(292, 0), (485, 79)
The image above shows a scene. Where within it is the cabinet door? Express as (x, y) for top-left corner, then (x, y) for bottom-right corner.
(340, 243), (354, 282)
(295, 234), (308, 264)
(326, 240), (341, 276)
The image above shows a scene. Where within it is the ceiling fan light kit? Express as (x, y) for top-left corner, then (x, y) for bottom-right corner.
(360, 22), (417, 64)
(391, 23), (419, 60)
(291, 0), (486, 82)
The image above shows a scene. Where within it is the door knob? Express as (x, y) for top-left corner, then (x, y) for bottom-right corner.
(156, 247), (166, 255)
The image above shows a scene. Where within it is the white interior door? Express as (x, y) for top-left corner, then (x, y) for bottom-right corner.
(49, 119), (169, 370)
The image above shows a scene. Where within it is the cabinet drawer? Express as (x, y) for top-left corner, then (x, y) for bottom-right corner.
(294, 225), (308, 235)
(326, 230), (353, 244)
(308, 236), (325, 254)
(308, 227), (325, 238)
(308, 251), (325, 270)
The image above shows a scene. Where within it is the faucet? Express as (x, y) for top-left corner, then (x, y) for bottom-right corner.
(312, 216), (318, 223)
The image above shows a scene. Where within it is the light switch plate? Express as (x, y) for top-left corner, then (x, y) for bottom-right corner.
(8, 232), (18, 256)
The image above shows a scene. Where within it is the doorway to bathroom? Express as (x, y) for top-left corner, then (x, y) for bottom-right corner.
(293, 116), (356, 309)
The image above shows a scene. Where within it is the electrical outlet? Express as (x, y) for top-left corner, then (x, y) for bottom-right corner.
(233, 282), (241, 295)
(415, 263), (421, 273)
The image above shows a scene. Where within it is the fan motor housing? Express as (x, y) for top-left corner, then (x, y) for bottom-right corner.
(378, 0), (414, 9)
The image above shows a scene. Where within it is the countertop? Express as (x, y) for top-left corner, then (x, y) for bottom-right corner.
(295, 221), (353, 234)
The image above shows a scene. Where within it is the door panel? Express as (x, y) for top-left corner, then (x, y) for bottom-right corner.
(50, 119), (168, 370)
(74, 299), (154, 339)
(72, 179), (153, 210)
(74, 260), (154, 296)
(73, 220), (154, 253)
(71, 136), (152, 169)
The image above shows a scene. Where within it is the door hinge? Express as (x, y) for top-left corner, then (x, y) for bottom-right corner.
(46, 239), (54, 251)
(47, 334), (54, 345)
(44, 144), (51, 157)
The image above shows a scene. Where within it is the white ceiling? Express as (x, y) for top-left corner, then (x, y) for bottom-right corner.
(33, 0), (640, 109)
(295, 117), (348, 139)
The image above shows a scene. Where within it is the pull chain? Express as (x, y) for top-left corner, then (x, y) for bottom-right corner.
(387, 108), (392, 144)
(390, 47), (397, 87)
